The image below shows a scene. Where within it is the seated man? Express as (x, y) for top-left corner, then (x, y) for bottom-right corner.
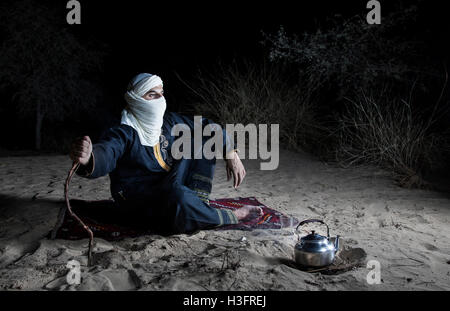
(70, 73), (262, 235)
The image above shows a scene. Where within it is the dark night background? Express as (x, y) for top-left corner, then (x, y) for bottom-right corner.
(0, 0), (449, 185)
(78, 0), (450, 109)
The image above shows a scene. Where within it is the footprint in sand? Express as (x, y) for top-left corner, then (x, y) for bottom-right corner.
(408, 214), (431, 224)
(306, 205), (325, 216)
(422, 243), (438, 251)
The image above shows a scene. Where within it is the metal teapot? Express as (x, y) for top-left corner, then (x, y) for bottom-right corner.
(294, 219), (340, 267)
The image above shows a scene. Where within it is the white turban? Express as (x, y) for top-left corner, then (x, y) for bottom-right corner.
(121, 73), (166, 147)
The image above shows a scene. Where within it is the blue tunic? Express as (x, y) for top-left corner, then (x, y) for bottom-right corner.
(76, 111), (238, 234)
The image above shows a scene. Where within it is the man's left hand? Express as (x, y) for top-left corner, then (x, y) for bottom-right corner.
(226, 152), (246, 188)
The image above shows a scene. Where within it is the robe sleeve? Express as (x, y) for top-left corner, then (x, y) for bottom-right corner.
(173, 113), (236, 159)
(76, 125), (132, 178)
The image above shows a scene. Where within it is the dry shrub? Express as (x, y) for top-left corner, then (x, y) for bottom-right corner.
(179, 60), (326, 153)
(335, 85), (449, 188)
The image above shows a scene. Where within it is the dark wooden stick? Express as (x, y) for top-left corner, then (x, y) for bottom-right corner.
(50, 202), (67, 240)
(65, 161), (94, 266)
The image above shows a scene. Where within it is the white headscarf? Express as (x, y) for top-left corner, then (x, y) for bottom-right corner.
(121, 73), (166, 147)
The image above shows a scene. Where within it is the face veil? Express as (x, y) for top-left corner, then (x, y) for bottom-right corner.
(121, 73), (166, 147)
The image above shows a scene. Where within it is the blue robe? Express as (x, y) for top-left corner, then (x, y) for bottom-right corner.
(76, 111), (238, 234)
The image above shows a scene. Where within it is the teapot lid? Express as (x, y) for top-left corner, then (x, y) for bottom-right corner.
(301, 230), (328, 242)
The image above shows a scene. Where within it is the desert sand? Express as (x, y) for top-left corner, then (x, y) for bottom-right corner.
(0, 149), (449, 291)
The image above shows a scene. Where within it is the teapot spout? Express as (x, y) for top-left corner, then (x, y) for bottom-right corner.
(334, 235), (340, 253)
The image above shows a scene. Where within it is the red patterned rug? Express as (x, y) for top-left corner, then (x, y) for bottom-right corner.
(212, 197), (299, 231)
(49, 197), (298, 241)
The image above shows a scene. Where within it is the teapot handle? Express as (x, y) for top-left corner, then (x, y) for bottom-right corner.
(296, 218), (330, 238)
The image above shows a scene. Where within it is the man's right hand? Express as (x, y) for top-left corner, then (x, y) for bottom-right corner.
(70, 136), (92, 165)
